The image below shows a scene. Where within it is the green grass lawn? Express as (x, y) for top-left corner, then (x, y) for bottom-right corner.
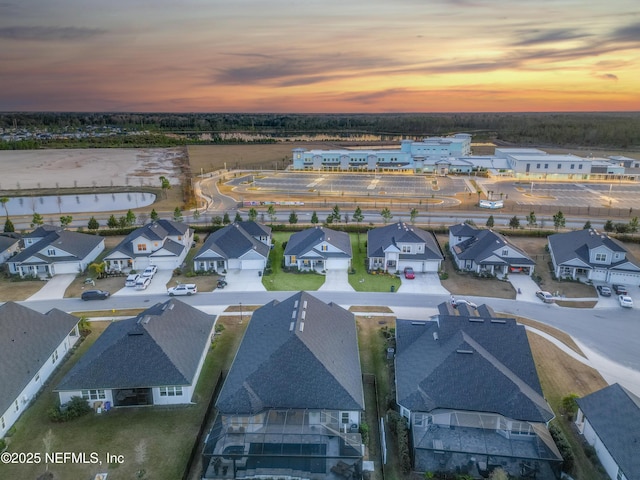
(348, 233), (401, 292)
(262, 231), (325, 291)
(0, 318), (244, 480)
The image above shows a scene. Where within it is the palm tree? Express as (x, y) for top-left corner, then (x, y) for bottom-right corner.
(0, 197), (9, 219)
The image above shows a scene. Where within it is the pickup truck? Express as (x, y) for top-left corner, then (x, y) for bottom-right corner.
(167, 284), (197, 296)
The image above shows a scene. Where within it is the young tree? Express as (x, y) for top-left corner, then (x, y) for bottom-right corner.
(486, 215), (495, 228)
(107, 214), (118, 229)
(118, 216), (128, 228)
(267, 205), (277, 222)
(629, 216), (639, 234)
(331, 204), (341, 223)
(212, 215), (222, 226)
(289, 211), (298, 224)
(125, 209), (136, 226)
(380, 207), (393, 224)
(325, 214), (334, 224)
(150, 209), (159, 221)
(526, 211), (537, 229)
(222, 212), (231, 225)
(310, 211), (319, 224)
(159, 176), (171, 199)
(87, 216), (99, 231)
(4, 218), (15, 232)
(0, 197), (9, 219)
(193, 209), (201, 221)
(409, 208), (418, 224)
(60, 215), (73, 228)
(583, 220), (592, 230)
(173, 206), (183, 222)
(31, 212), (44, 228)
(552, 210), (566, 231)
(353, 206), (364, 226)
(248, 208), (258, 221)
(603, 219), (614, 232)
(509, 215), (520, 230)
(234, 212), (243, 223)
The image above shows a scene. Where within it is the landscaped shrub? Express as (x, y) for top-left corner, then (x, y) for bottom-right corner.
(359, 421), (370, 445)
(48, 396), (92, 422)
(561, 393), (580, 420)
(549, 422), (574, 473)
(387, 410), (412, 473)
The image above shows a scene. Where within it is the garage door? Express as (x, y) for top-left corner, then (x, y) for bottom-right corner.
(608, 272), (640, 284)
(398, 261), (424, 273)
(241, 259), (265, 270)
(326, 258), (350, 270)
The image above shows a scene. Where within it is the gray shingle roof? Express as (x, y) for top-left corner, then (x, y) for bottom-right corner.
(0, 302), (79, 414)
(216, 291), (364, 414)
(367, 222), (443, 260)
(451, 227), (534, 266)
(237, 221), (271, 238)
(284, 227), (351, 259)
(449, 223), (478, 237)
(395, 305), (553, 423)
(0, 235), (19, 253)
(194, 222), (270, 261)
(56, 299), (215, 391)
(576, 384), (640, 480)
(10, 229), (103, 264)
(107, 219), (189, 259)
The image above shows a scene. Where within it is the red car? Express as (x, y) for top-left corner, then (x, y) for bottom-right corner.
(403, 267), (415, 279)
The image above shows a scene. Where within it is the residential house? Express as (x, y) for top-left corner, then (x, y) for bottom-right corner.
(367, 222), (443, 273)
(202, 291), (364, 479)
(449, 223), (535, 277)
(548, 229), (640, 284)
(0, 233), (20, 264)
(56, 299), (215, 408)
(103, 219), (193, 272)
(7, 225), (104, 278)
(284, 226), (352, 271)
(395, 303), (562, 478)
(193, 221), (271, 273)
(1, 302), (80, 437)
(575, 383), (640, 480)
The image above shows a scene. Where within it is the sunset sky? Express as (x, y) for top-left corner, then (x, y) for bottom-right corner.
(1, 0), (639, 113)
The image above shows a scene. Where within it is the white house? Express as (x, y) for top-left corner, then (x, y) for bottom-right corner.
(1, 302), (80, 437)
(0, 234), (20, 264)
(104, 219), (193, 272)
(56, 299), (215, 408)
(7, 225), (104, 278)
(284, 226), (352, 271)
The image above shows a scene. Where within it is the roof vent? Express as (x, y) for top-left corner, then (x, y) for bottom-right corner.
(168, 303), (174, 310)
(433, 332), (439, 341)
(456, 349), (473, 354)
(468, 318), (484, 323)
(303, 300), (307, 309)
(289, 322), (295, 332)
(292, 310), (297, 319)
(299, 322), (305, 332)
(301, 310), (306, 320)
(490, 319), (506, 324)
(411, 321), (426, 326)
(294, 300), (299, 308)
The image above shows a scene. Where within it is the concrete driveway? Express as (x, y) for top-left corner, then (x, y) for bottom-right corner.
(218, 269), (266, 292)
(318, 269), (354, 292)
(398, 273), (450, 294)
(508, 274), (544, 303)
(113, 270), (174, 296)
(26, 274), (76, 301)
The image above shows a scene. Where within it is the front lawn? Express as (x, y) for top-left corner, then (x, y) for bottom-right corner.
(262, 231), (325, 291)
(348, 233), (401, 292)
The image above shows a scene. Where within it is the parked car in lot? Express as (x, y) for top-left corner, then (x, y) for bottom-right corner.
(613, 284), (628, 295)
(619, 295), (634, 308)
(403, 267), (415, 279)
(596, 285), (612, 297)
(142, 265), (157, 278)
(125, 274), (140, 287)
(535, 291), (554, 303)
(81, 289), (110, 301)
(135, 276), (151, 290)
(167, 283), (197, 296)
(217, 277), (227, 289)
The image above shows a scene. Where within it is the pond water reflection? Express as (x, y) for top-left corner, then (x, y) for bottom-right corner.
(6, 192), (156, 215)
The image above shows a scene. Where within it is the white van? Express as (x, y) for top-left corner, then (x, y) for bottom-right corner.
(125, 274), (140, 287)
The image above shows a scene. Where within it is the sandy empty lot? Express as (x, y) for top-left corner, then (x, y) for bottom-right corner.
(0, 147), (186, 190)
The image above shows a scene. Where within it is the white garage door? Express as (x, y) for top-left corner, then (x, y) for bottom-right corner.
(398, 261), (424, 273)
(609, 272), (640, 284)
(241, 259), (265, 270)
(326, 258), (350, 270)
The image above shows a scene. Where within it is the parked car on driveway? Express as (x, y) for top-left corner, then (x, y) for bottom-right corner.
(535, 290), (554, 303)
(142, 265), (157, 278)
(619, 295), (634, 308)
(81, 289), (110, 301)
(596, 285), (612, 297)
(135, 276), (151, 290)
(125, 274), (140, 287)
(403, 267), (415, 279)
(613, 284), (628, 295)
(217, 277), (227, 289)
(167, 284), (197, 296)
(453, 299), (478, 310)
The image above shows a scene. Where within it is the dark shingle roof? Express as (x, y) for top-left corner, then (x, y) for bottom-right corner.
(11, 229), (103, 264)
(395, 305), (553, 423)
(449, 223), (478, 237)
(194, 222), (270, 261)
(451, 228), (534, 266)
(237, 221), (271, 238)
(107, 219), (189, 258)
(576, 384), (640, 480)
(284, 227), (351, 259)
(0, 235), (19, 253)
(216, 291), (364, 414)
(367, 222), (443, 260)
(0, 302), (79, 414)
(56, 299), (215, 391)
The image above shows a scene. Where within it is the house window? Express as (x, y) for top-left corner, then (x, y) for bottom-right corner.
(595, 253), (606, 262)
(290, 255), (296, 263)
(579, 164), (583, 170)
(47, 248), (56, 256)
(15, 400), (19, 412)
(402, 245), (411, 253)
(321, 245), (328, 251)
(414, 414), (423, 427)
(571, 164), (575, 169)
(137, 244), (147, 252)
(557, 164), (562, 169)
(544, 164), (549, 169)
(502, 249), (508, 256)
(160, 386), (183, 397)
(341, 412), (350, 424)
(82, 390), (106, 400)
(51, 349), (59, 364)
(536, 163), (541, 169)
(35, 373), (40, 383)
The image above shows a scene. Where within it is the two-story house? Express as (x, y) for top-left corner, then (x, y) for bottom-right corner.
(367, 222), (443, 273)
(7, 225), (104, 278)
(202, 291), (364, 480)
(193, 221), (271, 273)
(104, 219), (193, 272)
(449, 223), (535, 277)
(548, 228), (640, 284)
(284, 226), (352, 271)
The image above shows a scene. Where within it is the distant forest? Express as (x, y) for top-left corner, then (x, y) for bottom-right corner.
(1, 112), (639, 150)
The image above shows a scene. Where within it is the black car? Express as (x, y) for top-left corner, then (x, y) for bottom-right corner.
(81, 289), (110, 301)
(612, 284), (628, 295)
(596, 285), (612, 297)
(216, 277), (228, 289)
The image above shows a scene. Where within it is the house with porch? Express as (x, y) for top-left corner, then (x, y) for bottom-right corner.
(395, 303), (562, 479)
(1, 302), (80, 437)
(55, 299), (215, 408)
(548, 229), (640, 284)
(193, 221), (271, 273)
(448, 223), (535, 277)
(367, 222), (443, 273)
(7, 225), (104, 278)
(103, 219), (192, 272)
(575, 383), (640, 480)
(284, 226), (352, 272)
(202, 291), (364, 480)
